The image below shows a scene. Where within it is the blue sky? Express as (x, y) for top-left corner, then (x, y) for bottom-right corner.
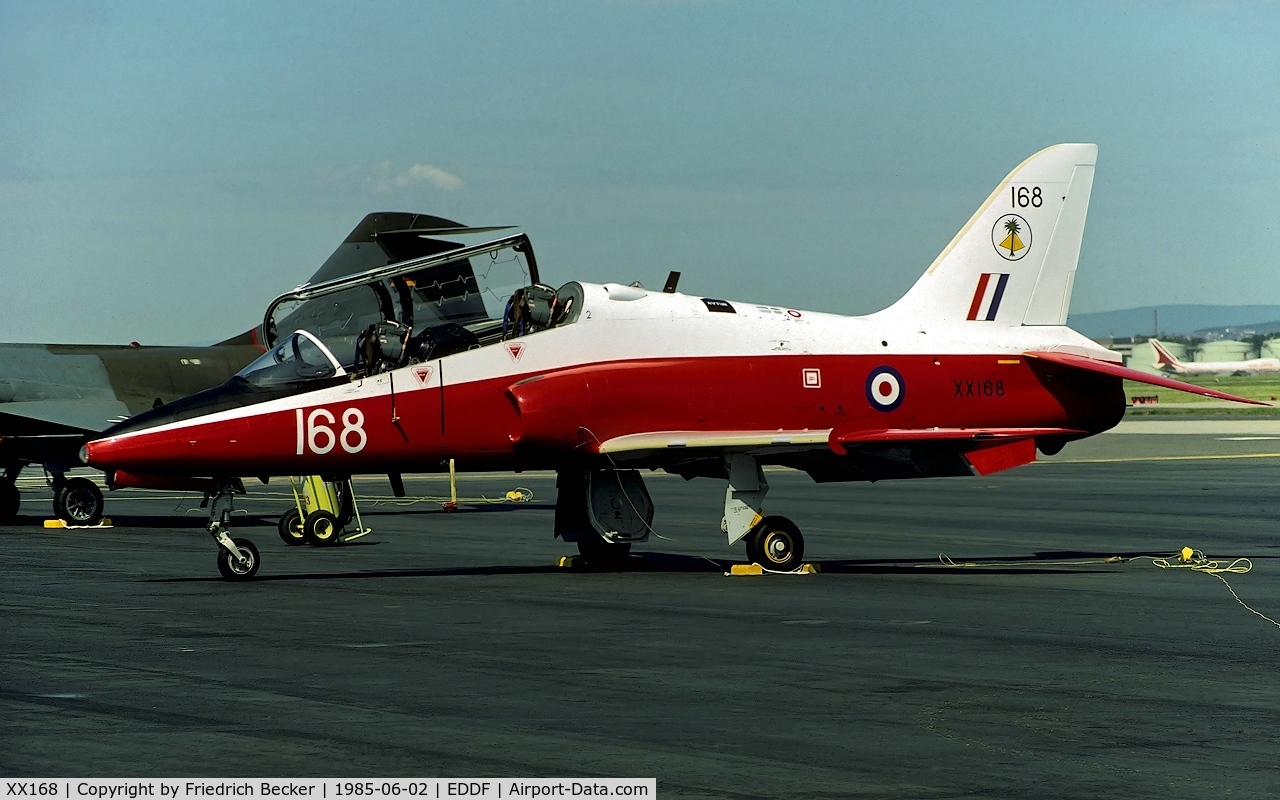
(2, 1), (1278, 343)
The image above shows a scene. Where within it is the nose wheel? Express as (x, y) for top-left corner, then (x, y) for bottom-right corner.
(744, 516), (805, 572)
(216, 537), (260, 580)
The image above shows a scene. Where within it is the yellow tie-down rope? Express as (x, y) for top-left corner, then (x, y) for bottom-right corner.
(367, 487), (535, 508)
(939, 547), (1279, 630)
(1145, 547), (1279, 629)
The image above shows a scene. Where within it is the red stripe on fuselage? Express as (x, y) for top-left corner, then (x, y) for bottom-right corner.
(85, 353), (1126, 477)
(967, 274), (991, 321)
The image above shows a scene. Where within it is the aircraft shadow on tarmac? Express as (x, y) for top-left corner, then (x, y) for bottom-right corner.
(134, 548), (1265, 584)
(358, 503), (557, 516)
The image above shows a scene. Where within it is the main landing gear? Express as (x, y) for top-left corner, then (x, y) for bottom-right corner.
(0, 466), (20, 521)
(556, 454), (807, 571)
(53, 476), (105, 526)
(743, 516), (805, 572)
(555, 468), (654, 567)
(0, 465), (106, 526)
(207, 482), (259, 581)
(724, 454), (805, 571)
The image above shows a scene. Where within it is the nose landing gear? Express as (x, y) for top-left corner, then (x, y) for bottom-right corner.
(216, 537), (260, 580)
(207, 481), (259, 581)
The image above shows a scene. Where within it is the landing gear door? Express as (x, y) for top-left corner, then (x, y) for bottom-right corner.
(588, 469), (654, 543)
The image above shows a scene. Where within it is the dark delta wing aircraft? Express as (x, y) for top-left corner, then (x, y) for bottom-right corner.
(0, 212), (506, 524)
(84, 145), (1265, 580)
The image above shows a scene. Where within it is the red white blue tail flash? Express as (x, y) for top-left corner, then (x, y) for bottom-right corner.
(966, 273), (1010, 321)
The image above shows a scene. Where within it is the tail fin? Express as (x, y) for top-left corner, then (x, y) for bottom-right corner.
(874, 143), (1097, 326)
(1149, 338), (1183, 368)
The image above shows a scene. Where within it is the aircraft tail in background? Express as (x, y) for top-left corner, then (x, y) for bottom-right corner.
(1149, 339), (1185, 371)
(1148, 338), (1280, 376)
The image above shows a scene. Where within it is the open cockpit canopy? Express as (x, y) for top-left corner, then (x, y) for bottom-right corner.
(262, 232), (586, 378)
(265, 233), (540, 368)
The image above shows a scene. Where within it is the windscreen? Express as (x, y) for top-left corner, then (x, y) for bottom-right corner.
(235, 332), (344, 387)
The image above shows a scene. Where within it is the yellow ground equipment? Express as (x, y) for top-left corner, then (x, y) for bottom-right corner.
(277, 476), (371, 546)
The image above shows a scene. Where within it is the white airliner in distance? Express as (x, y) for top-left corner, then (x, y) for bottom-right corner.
(1150, 338), (1280, 376)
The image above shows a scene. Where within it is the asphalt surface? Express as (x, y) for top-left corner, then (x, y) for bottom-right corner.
(4, 429), (1280, 798)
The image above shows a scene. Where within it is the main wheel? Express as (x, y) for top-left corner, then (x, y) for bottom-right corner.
(303, 510), (342, 546)
(277, 508), (306, 545)
(54, 477), (104, 526)
(576, 532), (632, 567)
(216, 537), (260, 581)
(745, 516), (805, 572)
(0, 479), (19, 521)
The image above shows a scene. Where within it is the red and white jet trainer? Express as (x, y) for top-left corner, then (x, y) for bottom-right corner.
(85, 143), (1261, 580)
(1150, 338), (1280, 376)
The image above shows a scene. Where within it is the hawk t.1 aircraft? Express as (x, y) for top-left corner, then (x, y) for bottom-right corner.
(84, 144), (1260, 580)
(0, 212), (502, 524)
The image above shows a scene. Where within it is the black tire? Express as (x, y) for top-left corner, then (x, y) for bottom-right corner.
(0, 479), (19, 521)
(745, 516), (805, 572)
(277, 508), (305, 545)
(217, 538), (260, 581)
(576, 532), (632, 566)
(54, 477), (104, 526)
(303, 510), (342, 546)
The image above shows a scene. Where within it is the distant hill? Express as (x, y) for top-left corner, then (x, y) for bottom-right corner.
(1066, 305), (1280, 339)
(1194, 320), (1280, 339)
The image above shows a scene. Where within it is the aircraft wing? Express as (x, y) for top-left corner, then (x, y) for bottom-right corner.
(594, 424), (1087, 478)
(596, 426), (1086, 456)
(1024, 351), (1268, 405)
(829, 426), (1088, 449)
(0, 399), (131, 436)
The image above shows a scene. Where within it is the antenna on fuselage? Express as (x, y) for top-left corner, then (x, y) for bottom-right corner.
(663, 271), (681, 293)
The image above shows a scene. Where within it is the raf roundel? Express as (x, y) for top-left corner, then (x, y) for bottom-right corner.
(865, 366), (905, 412)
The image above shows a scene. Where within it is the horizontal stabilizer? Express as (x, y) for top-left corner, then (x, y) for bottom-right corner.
(1024, 351), (1269, 405)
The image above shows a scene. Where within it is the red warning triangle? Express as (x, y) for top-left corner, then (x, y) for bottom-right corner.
(505, 343), (525, 362)
(413, 366), (433, 386)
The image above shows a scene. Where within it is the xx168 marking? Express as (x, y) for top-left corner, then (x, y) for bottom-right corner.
(954, 379), (1004, 398)
(295, 407), (367, 455)
(7, 785), (58, 797)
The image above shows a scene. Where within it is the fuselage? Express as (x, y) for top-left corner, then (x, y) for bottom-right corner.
(85, 282), (1127, 479)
